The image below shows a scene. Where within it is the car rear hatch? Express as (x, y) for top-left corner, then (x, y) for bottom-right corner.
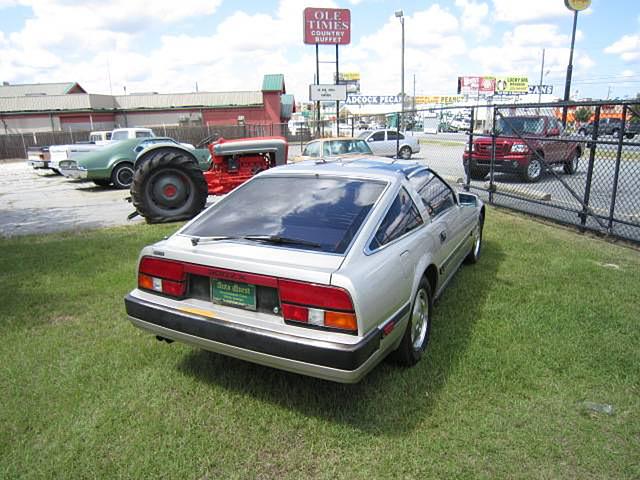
(131, 237), (361, 340)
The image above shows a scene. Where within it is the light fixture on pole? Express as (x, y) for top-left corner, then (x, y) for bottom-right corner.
(561, 0), (591, 125)
(395, 9), (404, 158)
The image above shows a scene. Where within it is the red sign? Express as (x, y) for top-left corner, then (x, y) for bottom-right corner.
(303, 7), (351, 45)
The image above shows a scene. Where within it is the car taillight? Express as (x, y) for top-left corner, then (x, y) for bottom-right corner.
(138, 256), (186, 298)
(279, 279), (357, 333)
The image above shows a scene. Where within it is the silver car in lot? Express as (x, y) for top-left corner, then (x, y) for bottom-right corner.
(125, 158), (484, 383)
(358, 129), (421, 159)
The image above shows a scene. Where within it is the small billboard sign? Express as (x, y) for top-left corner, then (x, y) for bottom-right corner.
(303, 8), (351, 45)
(309, 84), (348, 101)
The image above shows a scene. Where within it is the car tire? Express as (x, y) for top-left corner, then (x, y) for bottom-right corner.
(131, 149), (208, 223)
(392, 278), (432, 366)
(578, 128), (586, 136)
(522, 156), (543, 182)
(464, 212), (484, 264)
(611, 129), (620, 139)
(93, 179), (111, 187)
(625, 132), (635, 140)
(111, 163), (135, 189)
(563, 151), (579, 175)
(399, 146), (412, 160)
(469, 168), (488, 180)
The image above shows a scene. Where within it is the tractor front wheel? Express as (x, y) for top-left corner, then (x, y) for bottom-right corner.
(130, 149), (208, 223)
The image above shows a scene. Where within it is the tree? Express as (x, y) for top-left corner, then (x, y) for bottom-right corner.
(574, 106), (593, 123)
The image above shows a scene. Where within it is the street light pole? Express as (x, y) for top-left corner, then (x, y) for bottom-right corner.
(538, 48), (545, 104)
(561, 9), (578, 125)
(395, 10), (404, 158)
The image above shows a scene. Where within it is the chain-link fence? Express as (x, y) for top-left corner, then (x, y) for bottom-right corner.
(300, 100), (640, 244)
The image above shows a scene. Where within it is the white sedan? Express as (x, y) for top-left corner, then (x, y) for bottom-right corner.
(125, 158), (484, 383)
(358, 129), (421, 159)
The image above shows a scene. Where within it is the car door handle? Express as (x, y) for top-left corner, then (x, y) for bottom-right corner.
(439, 231), (447, 242)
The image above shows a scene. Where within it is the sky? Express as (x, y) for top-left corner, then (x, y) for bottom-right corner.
(0, 0), (639, 102)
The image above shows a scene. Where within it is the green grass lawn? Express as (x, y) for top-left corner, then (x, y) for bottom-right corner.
(1, 209), (639, 479)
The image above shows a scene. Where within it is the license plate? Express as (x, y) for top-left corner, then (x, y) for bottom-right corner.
(211, 279), (256, 311)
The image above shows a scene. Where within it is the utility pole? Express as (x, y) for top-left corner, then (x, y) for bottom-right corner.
(538, 48), (545, 104)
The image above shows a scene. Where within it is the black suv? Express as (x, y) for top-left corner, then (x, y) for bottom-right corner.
(577, 118), (639, 139)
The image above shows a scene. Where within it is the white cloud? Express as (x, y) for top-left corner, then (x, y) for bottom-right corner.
(503, 24), (570, 47)
(492, 0), (578, 22)
(604, 34), (640, 62)
(455, 0), (491, 39)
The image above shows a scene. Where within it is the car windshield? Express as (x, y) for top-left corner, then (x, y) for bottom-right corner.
(324, 139), (373, 155)
(182, 176), (386, 254)
(497, 117), (545, 135)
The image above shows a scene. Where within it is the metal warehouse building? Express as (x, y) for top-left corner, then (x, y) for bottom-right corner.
(0, 75), (295, 134)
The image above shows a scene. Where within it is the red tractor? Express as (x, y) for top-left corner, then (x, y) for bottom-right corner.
(130, 136), (287, 223)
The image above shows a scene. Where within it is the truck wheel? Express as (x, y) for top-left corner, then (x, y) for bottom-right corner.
(522, 156), (543, 182)
(130, 149), (208, 223)
(399, 146), (412, 159)
(563, 152), (579, 175)
(111, 163), (134, 189)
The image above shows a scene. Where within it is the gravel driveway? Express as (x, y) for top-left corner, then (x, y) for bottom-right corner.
(0, 161), (144, 237)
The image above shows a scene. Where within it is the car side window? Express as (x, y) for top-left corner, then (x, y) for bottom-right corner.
(387, 131), (404, 140)
(418, 177), (455, 218)
(303, 141), (320, 157)
(370, 131), (385, 142)
(370, 187), (423, 250)
(136, 131), (152, 138)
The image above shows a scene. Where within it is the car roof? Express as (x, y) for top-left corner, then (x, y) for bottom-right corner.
(264, 157), (427, 182)
(306, 137), (362, 142)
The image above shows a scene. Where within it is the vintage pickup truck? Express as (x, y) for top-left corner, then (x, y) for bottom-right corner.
(463, 115), (584, 183)
(46, 128), (155, 173)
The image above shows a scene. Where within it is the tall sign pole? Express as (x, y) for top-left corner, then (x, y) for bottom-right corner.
(303, 7), (352, 138)
(562, 0), (591, 125)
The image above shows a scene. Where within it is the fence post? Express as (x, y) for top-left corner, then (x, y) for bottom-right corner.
(20, 132), (27, 159)
(607, 104), (627, 233)
(580, 105), (600, 229)
(351, 115), (355, 137)
(489, 106), (497, 203)
(464, 106), (475, 191)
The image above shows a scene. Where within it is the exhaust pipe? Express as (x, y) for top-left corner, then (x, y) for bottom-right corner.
(155, 335), (174, 344)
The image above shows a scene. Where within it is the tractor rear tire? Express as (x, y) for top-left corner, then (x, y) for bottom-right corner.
(130, 149), (208, 224)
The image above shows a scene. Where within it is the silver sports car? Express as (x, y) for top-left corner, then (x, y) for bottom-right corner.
(125, 158), (485, 383)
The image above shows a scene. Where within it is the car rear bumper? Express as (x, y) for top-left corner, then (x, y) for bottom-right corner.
(59, 166), (88, 179)
(124, 293), (386, 383)
(27, 160), (50, 169)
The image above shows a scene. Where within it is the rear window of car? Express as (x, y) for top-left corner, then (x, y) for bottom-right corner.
(323, 140), (373, 155)
(183, 176), (387, 254)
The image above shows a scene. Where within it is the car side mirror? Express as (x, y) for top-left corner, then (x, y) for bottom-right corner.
(458, 192), (478, 207)
(367, 137), (374, 142)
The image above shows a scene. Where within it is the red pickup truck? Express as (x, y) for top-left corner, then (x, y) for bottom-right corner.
(463, 115), (583, 182)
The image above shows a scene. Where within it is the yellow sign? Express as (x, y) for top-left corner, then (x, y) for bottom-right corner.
(415, 95), (464, 105)
(340, 72), (360, 81)
(495, 76), (529, 94)
(564, 0), (591, 11)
